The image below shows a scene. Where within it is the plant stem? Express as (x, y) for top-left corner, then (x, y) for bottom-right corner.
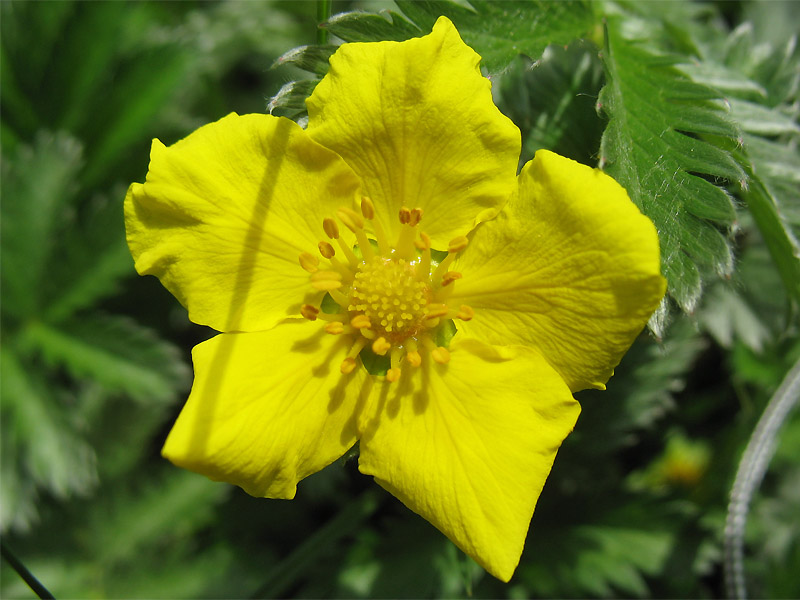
(1, 542), (55, 599)
(317, 0), (331, 45)
(724, 357), (800, 599)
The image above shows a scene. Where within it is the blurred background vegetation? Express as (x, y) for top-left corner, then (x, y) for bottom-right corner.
(1, 1), (798, 598)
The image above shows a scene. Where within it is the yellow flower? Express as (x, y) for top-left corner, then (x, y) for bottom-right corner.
(124, 17), (665, 581)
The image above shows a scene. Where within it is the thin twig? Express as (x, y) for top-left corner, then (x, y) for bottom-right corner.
(724, 357), (800, 599)
(0, 541), (55, 599)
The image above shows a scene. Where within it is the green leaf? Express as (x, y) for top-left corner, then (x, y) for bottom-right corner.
(324, 1), (594, 74)
(267, 79), (320, 117)
(519, 497), (675, 598)
(598, 22), (743, 317)
(699, 285), (772, 352)
(21, 314), (190, 404)
(494, 41), (604, 167)
(0, 132), (83, 320)
(271, 0), (596, 120)
(0, 348), (97, 531)
(323, 10), (422, 43)
(737, 154), (800, 306)
(730, 98), (800, 136)
(272, 44), (338, 77)
(90, 469), (227, 566)
(43, 190), (134, 323)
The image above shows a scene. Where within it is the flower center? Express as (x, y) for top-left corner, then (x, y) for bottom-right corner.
(350, 257), (429, 343)
(298, 197), (474, 382)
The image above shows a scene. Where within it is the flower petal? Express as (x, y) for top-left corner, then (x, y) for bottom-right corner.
(357, 339), (580, 581)
(125, 113), (362, 333)
(162, 321), (367, 498)
(306, 16), (520, 248)
(452, 150), (666, 392)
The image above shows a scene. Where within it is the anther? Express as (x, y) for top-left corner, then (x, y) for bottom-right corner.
(299, 252), (319, 273)
(406, 350), (422, 367)
(337, 207), (364, 232)
(361, 196), (375, 220)
(399, 206), (412, 225)
(323, 218), (339, 239)
(457, 304), (474, 321)
(432, 346), (451, 364)
(325, 322), (345, 334)
(341, 337), (368, 374)
(441, 271), (462, 286)
(414, 232), (431, 251)
(448, 236), (469, 253)
(410, 208), (423, 226)
(318, 241), (335, 259)
(300, 304), (319, 321)
(350, 315), (371, 329)
(386, 367), (401, 382)
(372, 337), (391, 356)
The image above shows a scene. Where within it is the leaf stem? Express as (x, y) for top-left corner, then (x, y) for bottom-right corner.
(0, 542), (55, 599)
(316, 0), (331, 45)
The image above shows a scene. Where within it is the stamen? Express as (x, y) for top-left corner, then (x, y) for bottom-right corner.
(414, 231), (431, 251)
(325, 322), (345, 335)
(432, 236), (468, 282)
(448, 236), (469, 253)
(394, 206), (422, 260)
(323, 218), (340, 239)
(457, 304), (474, 321)
(314, 310), (345, 323)
(350, 314), (371, 329)
(362, 196), (390, 255)
(432, 346), (451, 364)
(406, 350), (422, 367)
(329, 288), (350, 306)
(341, 337), (369, 374)
(299, 252), (319, 273)
(441, 271), (462, 286)
(425, 303), (450, 319)
(300, 304), (319, 321)
(337, 207), (374, 262)
(310, 270), (343, 291)
(318, 241), (335, 259)
(360, 196), (375, 220)
(386, 347), (403, 382)
(336, 207), (364, 232)
(336, 237), (360, 267)
(372, 336), (391, 356)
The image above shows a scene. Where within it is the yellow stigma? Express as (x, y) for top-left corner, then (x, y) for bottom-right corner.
(299, 201), (473, 382)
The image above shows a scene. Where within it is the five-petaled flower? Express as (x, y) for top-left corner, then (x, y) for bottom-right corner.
(125, 17), (665, 581)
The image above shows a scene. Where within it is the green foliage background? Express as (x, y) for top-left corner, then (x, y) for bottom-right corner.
(1, 0), (798, 598)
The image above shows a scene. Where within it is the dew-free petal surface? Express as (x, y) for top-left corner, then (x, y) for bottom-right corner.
(306, 16), (520, 248)
(125, 113), (362, 333)
(162, 321), (367, 498)
(452, 150), (666, 392)
(357, 339), (580, 581)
